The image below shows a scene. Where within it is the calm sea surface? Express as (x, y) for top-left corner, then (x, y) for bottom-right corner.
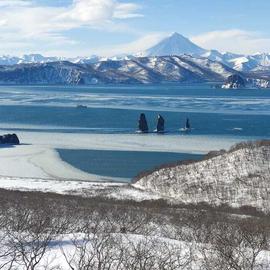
(0, 84), (269, 180)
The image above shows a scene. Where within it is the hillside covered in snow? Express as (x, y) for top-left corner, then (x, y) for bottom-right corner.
(134, 141), (270, 213)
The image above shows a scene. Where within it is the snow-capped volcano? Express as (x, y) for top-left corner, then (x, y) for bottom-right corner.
(145, 32), (207, 56)
(143, 33), (270, 72)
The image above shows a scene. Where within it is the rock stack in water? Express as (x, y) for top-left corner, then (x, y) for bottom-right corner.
(186, 118), (190, 129)
(138, 113), (149, 133)
(156, 114), (165, 133)
(0, 134), (20, 145)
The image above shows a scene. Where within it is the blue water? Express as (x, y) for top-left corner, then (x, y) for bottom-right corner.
(57, 149), (202, 180)
(0, 84), (269, 180)
(0, 105), (269, 137)
(1, 84), (270, 116)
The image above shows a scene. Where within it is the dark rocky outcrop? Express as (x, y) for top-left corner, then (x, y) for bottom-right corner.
(0, 134), (20, 145)
(138, 113), (149, 133)
(185, 118), (191, 129)
(222, 74), (246, 89)
(156, 114), (165, 133)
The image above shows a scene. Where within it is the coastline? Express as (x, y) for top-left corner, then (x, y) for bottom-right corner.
(0, 128), (259, 196)
(0, 144), (120, 182)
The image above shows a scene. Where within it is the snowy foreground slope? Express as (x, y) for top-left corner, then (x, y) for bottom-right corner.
(1, 142), (270, 270)
(134, 141), (270, 212)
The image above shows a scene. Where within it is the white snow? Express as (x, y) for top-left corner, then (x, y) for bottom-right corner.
(0, 128), (249, 197)
(135, 145), (270, 212)
(0, 232), (269, 270)
(0, 144), (125, 182)
(145, 32), (206, 56)
(0, 233), (194, 270)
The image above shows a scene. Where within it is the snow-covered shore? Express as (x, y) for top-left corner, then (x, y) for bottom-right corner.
(8, 130), (247, 154)
(0, 129), (256, 198)
(0, 175), (165, 201)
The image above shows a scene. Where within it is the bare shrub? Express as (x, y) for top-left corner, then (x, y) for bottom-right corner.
(0, 189), (269, 270)
(62, 232), (121, 270)
(63, 234), (193, 270)
(201, 219), (270, 270)
(0, 201), (68, 270)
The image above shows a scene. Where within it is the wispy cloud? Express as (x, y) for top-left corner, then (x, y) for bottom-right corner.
(89, 32), (167, 56)
(0, 0), (32, 7)
(58, 0), (142, 25)
(113, 3), (143, 19)
(2, 1), (270, 58)
(191, 29), (270, 54)
(0, 0), (142, 55)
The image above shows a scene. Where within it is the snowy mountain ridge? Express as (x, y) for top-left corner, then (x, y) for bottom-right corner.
(0, 55), (236, 85)
(1, 33), (270, 73)
(143, 33), (270, 72)
(0, 54), (102, 66)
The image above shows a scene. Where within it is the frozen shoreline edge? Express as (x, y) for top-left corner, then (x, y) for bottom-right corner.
(0, 129), (259, 199)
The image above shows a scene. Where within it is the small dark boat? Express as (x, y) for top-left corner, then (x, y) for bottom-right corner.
(76, 105), (88, 109)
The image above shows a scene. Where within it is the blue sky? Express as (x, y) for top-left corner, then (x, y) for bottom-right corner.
(1, 0), (270, 56)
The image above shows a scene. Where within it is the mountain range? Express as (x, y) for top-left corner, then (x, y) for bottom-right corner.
(143, 32), (270, 73)
(1, 32), (270, 73)
(0, 54), (100, 66)
(0, 32), (270, 85)
(0, 55), (236, 85)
